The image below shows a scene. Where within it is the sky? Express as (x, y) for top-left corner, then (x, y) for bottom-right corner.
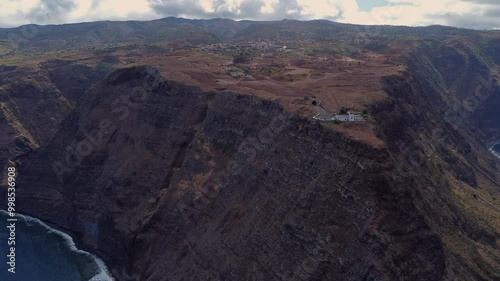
(0, 0), (499, 30)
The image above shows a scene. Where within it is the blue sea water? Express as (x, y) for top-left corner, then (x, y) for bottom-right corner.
(0, 210), (114, 281)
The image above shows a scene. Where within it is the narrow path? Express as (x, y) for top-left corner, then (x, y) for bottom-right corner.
(312, 101), (335, 121)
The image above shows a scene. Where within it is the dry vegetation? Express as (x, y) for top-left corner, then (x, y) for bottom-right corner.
(134, 47), (406, 147)
(1, 42), (409, 147)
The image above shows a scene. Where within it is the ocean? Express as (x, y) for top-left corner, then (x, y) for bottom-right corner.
(490, 143), (500, 159)
(0, 210), (114, 281)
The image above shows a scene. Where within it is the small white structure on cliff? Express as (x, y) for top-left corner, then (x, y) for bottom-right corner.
(334, 111), (364, 122)
(313, 111), (364, 122)
(312, 100), (365, 122)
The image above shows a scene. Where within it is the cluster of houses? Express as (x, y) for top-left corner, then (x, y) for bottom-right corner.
(200, 40), (294, 57)
(313, 111), (364, 122)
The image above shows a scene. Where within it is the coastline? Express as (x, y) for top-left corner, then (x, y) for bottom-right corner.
(0, 209), (115, 281)
(487, 140), (500, 160)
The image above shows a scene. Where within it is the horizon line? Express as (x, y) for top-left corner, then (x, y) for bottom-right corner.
(0, 16), (497, 32)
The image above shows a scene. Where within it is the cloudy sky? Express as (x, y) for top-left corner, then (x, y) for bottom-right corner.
(0, 0), (499, 29)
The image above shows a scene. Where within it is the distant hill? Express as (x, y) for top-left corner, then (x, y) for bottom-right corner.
(0, 16), (499, 281)
(0, 17), (493, 53)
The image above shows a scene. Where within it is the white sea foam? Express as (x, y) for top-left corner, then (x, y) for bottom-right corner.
(0, 210), (115, 281)
(489, 143), (500, 160)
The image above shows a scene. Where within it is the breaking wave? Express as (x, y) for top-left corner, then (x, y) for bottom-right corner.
(0, 210), (114, 281)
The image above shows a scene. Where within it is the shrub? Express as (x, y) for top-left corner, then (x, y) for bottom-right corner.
(233, 53), (249, 64)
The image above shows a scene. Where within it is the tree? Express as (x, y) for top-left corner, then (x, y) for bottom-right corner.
(233, 53), (249, 64)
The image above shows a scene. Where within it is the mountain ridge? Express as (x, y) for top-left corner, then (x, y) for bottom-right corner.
(0, 17), (498, 281)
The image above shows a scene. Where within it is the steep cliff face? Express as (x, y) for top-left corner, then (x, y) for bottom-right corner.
(371, 41), (500, 280)
(7, 66), (453, 280)
(0, 60), (108, 174)
(0, 17), (498, 281)
(407, 38), (500, 139)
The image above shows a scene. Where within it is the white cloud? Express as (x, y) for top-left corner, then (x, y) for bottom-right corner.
(0, 0), (498, 29)
(0, 0), (40, 27)
(296, 0), (356, 20)
(261, 0), (277, 14)
(89, 0), (153, 19)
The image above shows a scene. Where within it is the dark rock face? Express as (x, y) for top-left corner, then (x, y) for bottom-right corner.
(373, 65), (500, 280)
(409, 39), (500, 140)
(8, 66), (450, 281)
(0, 60), (108, 172)
(40, 59), (111, 105)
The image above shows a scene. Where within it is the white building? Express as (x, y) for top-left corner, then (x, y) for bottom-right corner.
(335, 114), (349, 121)
(313, 109), (364, 122)
(348, 111), (364, 121)
(334, 111), (364, 122)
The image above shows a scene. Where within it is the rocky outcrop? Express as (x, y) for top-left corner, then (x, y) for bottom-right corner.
(5, 66), (452, 280)
(0, 60), (108, 176)
(372, 52), (500, 280)
(40, 59), (111, 105)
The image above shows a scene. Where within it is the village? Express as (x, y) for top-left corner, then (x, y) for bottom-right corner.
(199, 39), (298, 57)
(193, 36), (400, 83)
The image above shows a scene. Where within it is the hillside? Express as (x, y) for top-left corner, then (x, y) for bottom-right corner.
(7, 66), (449, 280)
(0, 18), (498, 281)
